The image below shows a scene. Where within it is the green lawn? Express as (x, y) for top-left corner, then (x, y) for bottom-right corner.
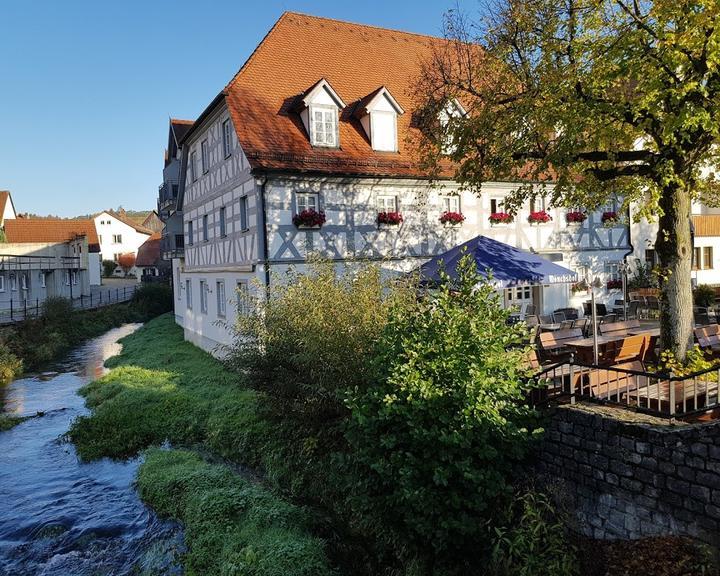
(69, 314), (334, 576)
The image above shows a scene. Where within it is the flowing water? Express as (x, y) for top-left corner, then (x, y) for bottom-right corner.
(0, 324), (184, 576)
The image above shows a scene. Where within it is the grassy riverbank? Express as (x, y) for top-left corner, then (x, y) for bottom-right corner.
(69, 314), (335, 575)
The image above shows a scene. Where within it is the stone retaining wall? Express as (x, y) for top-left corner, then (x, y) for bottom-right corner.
(538, 403), (720, 546)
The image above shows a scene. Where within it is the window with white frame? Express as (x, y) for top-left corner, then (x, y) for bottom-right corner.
(216, 281), (226, 317)
(112, 234), (122, 244)
(71, 271), (78, 285)
(0, 275), (5, 292)
(236, 281), (249, 315)
(201, 139), (209, 173)
(20, 274), (27, 291)
(529, 196), (547, 212)
(186, 279), (192, 309)
(222, 119), (232, 158)
(40, 272), (46, 288)
(190, 151), (198, 181)
(202, 215), (209, 242)
(200, 280), (208, 313)
(490, 198), (504, 213)
(310, 106), (338, 147)
(188, 220), (194, 246)
(442, 195), (461, 213)
(240, 196), (249, 230)
(296, 192), (319, 213)
(10, 275), (17, 290)
(604, 261), (622, 281)
(377, 195), (398, 212)
(63, 271), (69, 286)
(219, 207), (227, 237)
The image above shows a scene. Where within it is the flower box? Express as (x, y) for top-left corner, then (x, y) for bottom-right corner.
(565, 211), (587, 224)
(377, 211), (403, 226)
(489, 212), (513, 225)
(601, 211), (620, 227)
(606, 279), (623, 290)
(292, 208), (326, 229)
(439, 211), (465, 226)
(571, 281), (588, 294)
(528, 210), (552, 224)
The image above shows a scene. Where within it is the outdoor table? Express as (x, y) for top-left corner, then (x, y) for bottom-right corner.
(539, 323), (563, 332)
(628, 328), (661, 338)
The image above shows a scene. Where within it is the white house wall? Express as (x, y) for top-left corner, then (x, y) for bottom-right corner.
(94, 211), (151, 267)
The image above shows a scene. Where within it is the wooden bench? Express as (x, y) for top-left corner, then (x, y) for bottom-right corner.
(538, 328), (583, 362)
(598, 319), (641, 338)
(695, 325), (720, 357)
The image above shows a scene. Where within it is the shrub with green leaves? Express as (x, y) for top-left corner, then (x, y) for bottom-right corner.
(132, 282), (173, 319)
(694, 284), (716, 309)
(344, 255), (541, 571)
(229, 259), (413, 429)
(102, 259), (117, 277)
(0, 343), (22, 384)
(490, 490), (578, 576)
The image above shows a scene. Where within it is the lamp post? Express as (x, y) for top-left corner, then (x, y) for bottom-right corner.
(619, 261), (629, 320)
(585, 271), (604, 365)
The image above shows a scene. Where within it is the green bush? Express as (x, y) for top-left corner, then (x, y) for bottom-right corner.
(694, 284), (716, 308)
(230, 259), (413, 430)
(137, 448), (335, 576)
(490, 490), (578, 576)
(102, 259), (117, 277)
(132, 283), (173, 319)
(344, 255), (541, 572)
(0, 343), (22, 384)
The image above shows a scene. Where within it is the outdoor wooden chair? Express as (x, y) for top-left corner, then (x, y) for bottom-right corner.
(538, 328), (583, 362)
(694, 325), (720, 357)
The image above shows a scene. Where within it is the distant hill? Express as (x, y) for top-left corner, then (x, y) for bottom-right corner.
(18, 209), (154, 222)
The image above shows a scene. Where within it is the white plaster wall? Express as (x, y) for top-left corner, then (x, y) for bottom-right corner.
(94, 212), (151, 266)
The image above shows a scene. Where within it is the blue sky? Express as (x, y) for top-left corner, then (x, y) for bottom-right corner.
(0, 0), (468, 217)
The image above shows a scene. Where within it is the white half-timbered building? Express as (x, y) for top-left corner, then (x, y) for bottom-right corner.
(172, 12), (632, 353)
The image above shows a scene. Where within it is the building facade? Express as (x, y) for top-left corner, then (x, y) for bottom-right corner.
(93, 210), (153, 276)
(171, 12), (632, 354)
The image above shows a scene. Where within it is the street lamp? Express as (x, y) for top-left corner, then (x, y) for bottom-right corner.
(618, 260), (630, 320)
(585, 270), (604, 365)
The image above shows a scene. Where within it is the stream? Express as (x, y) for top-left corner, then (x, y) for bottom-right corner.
(0, 324), (184, 575)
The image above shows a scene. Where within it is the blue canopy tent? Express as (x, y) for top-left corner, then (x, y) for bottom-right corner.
(418, 235), (578, 288)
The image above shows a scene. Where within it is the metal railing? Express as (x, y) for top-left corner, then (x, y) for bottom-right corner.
(0, 285), (139, 325)
(531, 359), (720, 420)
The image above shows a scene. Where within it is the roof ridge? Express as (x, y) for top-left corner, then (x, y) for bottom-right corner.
(279, 11), (443, 42)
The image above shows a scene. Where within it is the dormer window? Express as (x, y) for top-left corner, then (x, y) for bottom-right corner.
(439, 98), (467, 155)
(295, 78), (345, 148)
(354, 86), (404, 152)
(311, 106), (338, 147)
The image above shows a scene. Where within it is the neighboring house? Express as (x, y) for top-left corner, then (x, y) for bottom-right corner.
(141, 211), (163, 234)
(93, 209), (153, 274)
(171, 12), (633, 354)
(0, 191), (17, 229)
(135, 232), (167, 281)
(158, 119), (193, 264)
(1, 219), (101, 307)
(631, 207), (720, 287)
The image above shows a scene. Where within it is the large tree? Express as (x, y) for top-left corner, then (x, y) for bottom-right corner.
(417, 0), (720, 359)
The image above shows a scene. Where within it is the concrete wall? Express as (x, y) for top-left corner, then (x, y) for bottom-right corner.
(538, 404), (720, 547)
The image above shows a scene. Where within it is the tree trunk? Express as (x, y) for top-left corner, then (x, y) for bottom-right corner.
(655, 182), (694, 361)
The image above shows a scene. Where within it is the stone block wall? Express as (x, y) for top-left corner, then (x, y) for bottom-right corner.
(538, 403), (720, 545)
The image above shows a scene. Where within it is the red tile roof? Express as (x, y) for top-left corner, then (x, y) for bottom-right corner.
(135, 232), (161, 267)
(221, 12), (453, 178)
(5, 219), (100, 252)
(104, 210), (154, 235)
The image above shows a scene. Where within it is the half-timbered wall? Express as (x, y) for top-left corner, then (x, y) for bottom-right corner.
(177, 102), (260, 353)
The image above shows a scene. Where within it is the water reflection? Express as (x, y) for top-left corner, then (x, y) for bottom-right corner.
(0, 324), (184, 575)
